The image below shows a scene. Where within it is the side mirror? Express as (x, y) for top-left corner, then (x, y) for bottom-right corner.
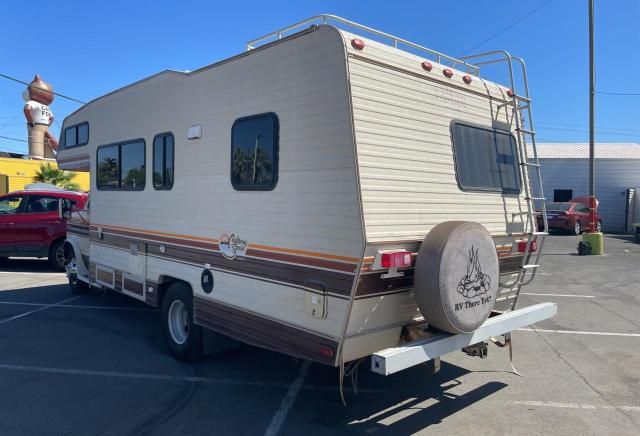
(58, 199), (72, 220)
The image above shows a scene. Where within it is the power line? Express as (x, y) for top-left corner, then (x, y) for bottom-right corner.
(536, 126), (639, 137)
(597, 91), (640, 96)
(0, 72), (86, 104)
(459, 0), (554, 56)
(537, 121), (640, 134)
(0, 134), (28, 143)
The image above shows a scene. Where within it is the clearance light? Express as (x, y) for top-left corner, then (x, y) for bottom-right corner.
(351, 38), (365, 50)
(381, 250), (412, 269)
(463, 75), (473, 84)
(443, 68), (454, 78)
(517, 240), (537, 253)
(421, 61), (433, 72)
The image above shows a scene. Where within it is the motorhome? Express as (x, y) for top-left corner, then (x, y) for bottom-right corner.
(57, 15), (556, 377)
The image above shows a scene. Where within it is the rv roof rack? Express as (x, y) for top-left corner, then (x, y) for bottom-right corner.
(246, 14), (480, 75)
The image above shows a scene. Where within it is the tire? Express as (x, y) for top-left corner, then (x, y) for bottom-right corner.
(596, 220), (602, 233)
(67, 256), (90, 294)
(414, 221), (499, 334)
(48, 239), (66, 271)
(573, 221), (581, 236)
(161, 282), (203, 362)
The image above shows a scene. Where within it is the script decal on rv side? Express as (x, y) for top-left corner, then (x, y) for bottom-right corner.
(219, 233), (248, 260)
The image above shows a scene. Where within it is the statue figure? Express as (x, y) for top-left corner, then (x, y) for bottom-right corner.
(22, 74), (58, 159)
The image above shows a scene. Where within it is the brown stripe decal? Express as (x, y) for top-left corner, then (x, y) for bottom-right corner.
(356, 255), (524, 297)
(91, 231), (355, 297)
(499, 255), (525, 275)
(194, 297), (338, 366)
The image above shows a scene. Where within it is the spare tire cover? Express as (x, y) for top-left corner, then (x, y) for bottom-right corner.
(414, 221), (499, 334)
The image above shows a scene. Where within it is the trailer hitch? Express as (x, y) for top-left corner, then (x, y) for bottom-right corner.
(462, 341), (488, 358)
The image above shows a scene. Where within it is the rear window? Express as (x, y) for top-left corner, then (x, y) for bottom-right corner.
(547, 203), (571, 212)
(451, 122), (521, 194)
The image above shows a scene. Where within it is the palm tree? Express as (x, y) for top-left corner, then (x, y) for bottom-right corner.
(33, 162), (80, 191)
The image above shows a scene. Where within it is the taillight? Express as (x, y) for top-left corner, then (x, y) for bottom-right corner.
(381, 250), (412, 268)
(517, 240), (537, 253)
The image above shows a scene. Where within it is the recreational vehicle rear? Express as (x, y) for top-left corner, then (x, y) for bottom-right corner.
(57, 15), (555, 377)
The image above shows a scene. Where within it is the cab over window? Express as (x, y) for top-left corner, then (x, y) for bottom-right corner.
(231, 113), (279, 191)
(451, 122), (521, 194)
(64, 122), (89, 148)
(97, 140), (145, 190)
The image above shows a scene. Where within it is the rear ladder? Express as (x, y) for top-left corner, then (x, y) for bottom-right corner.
(457, 51), (549, 310)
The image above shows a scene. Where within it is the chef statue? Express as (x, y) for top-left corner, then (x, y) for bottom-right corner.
(22, 74), (58, 159)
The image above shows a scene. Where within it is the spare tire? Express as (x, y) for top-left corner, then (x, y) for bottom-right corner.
(414, 221), (499, 334)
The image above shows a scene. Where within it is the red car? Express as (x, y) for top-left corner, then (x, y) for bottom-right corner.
(538, 197), (602, 235)
(0, 187), (88, 270)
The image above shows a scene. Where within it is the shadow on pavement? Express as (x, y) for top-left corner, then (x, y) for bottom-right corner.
(0, 258), (61, 273)
(300, 361), (508, 435)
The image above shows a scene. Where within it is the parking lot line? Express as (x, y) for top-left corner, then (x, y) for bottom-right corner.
(264, 360), (311, 436)
(519, 328), (640, 337)
(0, 361), (383, 394)
(512, 400), (640, 413)
(0, 296), (81, 325)
(520, 292), (595, 298)
(0, 301), (154, 312)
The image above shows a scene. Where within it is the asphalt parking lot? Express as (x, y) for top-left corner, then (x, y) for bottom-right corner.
(0, 234), (639, 435)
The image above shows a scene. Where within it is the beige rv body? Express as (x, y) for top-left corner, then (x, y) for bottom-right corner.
(58, 24), (533, 366)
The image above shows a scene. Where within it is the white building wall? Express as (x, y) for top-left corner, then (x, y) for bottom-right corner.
(536, 158), (640, 232)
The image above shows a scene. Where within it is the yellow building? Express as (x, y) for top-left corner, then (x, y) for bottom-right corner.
(0, 156), (90, 194)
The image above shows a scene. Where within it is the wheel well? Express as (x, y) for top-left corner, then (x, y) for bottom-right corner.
(156, 276), (192, 307)
(63, 240), (75, 260)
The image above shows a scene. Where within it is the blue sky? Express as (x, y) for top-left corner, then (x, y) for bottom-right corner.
(1, 0), (638, 154)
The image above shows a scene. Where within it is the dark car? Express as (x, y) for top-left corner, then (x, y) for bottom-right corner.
(0, 187), (88, 270)
(538, 199), (602, 235)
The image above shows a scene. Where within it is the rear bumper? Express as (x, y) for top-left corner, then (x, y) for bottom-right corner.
(370, 302), (557, 375)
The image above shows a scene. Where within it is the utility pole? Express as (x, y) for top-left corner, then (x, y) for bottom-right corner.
(588, 0), (596, 231)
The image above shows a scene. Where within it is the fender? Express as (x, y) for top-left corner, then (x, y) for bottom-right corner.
(63, 236), (89, 279)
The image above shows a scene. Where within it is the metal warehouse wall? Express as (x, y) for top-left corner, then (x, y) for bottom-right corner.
(533, 158), (640, 232)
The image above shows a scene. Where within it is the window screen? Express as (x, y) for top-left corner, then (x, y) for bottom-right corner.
(451, 122), (521, 194)
(97, 140), (145, 190)
(231, 113), (279, 191)
(153, 133), (174, 190)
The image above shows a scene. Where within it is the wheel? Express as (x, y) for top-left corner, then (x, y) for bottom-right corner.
(573, 221), (581, 236)
(161, 282), (203, 362)
(596, 220), (602, 233)
(67, 256), (90, 294)
(48, 239), (66, 271)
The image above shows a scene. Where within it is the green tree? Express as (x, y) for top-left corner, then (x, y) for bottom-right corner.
(33, 162), (80, 191)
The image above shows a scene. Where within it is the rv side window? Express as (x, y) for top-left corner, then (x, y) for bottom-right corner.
(63, 122), (89, 148)
(451, 122), (521, 194)
(231, 113), (279, 191)
(96, 140), (145, 190)
(153, 133), (174, 190)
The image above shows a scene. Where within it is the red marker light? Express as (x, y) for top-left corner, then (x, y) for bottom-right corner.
(506, 89), (515, 97)
(421, 61), (433, 72)
(351, 38), (365, 50)
(380, 251), (412, 269)
(463, 75), (472, 84)
(443, 68), (454, 78)
(517, 240), (537, 253)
